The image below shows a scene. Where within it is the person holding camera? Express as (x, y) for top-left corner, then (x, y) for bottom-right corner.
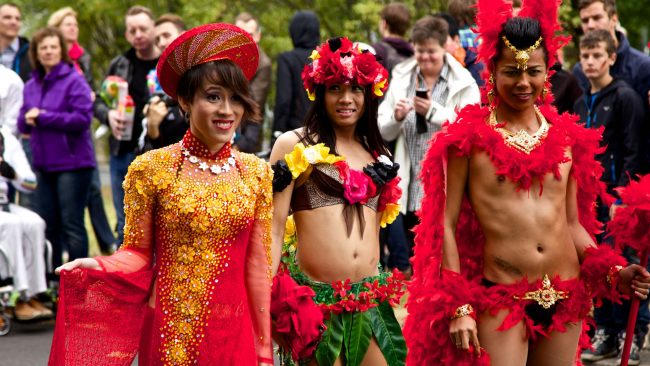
(139, 14), (187, 154)
(378, 15), (479, 253)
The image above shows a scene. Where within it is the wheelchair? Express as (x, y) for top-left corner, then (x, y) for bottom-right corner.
(0, 239), (55, 336)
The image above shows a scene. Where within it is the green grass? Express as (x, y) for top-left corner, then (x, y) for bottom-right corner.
(83, 182), (116, 257)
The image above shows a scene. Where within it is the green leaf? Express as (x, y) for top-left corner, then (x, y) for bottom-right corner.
(369, 303), (407, 366)
(315, 312), (344, 365)
(344, 311), (372, 366)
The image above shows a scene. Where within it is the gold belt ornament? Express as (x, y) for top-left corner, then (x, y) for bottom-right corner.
(514, 274), (569, 309)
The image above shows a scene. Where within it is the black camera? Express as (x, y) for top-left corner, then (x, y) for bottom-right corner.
(150, 92), (177, 107)
(415, 88), (429, 134)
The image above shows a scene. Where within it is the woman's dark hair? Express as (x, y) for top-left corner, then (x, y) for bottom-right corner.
(176, 59), (261, 123)
(496, 17), (548, 65)
(28, 27), (71, 75)
(300, 84), (389, 157)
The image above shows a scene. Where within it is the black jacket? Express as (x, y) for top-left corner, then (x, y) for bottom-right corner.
(272, 11), (320, 139)
(94, 48), (159, 156)
(11, 36), (32, 82)
(550, 62), (582, 115)
(573, 78), (645, 190)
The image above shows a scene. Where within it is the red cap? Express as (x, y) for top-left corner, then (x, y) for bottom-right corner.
(156, 23), (259, 100)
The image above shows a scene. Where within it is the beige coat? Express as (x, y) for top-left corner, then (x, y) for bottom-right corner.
(378, 53), (480, 213)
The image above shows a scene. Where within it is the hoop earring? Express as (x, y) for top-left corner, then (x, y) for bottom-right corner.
(184, 111), (190, 120)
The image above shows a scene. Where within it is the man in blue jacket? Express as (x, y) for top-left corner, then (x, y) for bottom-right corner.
(0, 2), (31, 82)
(573, 0), (650, 173)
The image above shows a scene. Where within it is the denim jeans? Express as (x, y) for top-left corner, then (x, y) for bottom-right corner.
(379, 214), (411, 271)
(109, 152), (135, 245)
(35, 168), (93, 269)
(87, 167), (115, 251)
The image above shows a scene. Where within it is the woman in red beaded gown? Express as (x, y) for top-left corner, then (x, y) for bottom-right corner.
(49, 23), (274, 366)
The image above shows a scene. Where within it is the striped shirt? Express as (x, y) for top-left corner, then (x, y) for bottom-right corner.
(403, 62), (449, 212)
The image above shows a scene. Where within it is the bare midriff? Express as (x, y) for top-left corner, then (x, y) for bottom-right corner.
(468, 149), (580, 284)
(293, 204), (381, 284)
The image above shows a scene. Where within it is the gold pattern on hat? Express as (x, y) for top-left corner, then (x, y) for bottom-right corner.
(501, 36), (543, 71)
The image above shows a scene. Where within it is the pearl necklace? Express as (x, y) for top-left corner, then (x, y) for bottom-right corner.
(490, 105), (549, 154)
(181, 145), (236, 175)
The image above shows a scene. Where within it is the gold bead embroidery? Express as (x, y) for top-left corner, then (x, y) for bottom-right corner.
(121, 138), (273, 366)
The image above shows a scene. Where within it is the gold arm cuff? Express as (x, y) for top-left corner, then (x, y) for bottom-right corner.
(607, 265), (624, 286)
(450, 304), (475, 320)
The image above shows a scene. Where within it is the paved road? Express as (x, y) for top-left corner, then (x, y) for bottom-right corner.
(0, 319), (54, 366)
(2, 315), (650, 365)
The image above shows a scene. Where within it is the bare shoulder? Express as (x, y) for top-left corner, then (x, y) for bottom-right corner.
(270, 128), (304, 164)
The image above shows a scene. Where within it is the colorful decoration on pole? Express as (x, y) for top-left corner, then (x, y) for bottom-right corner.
(607, 174), (650, 366)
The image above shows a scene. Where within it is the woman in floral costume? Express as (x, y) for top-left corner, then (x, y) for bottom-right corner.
(270, 37), (406, 366)
(50, 24), (274, 366)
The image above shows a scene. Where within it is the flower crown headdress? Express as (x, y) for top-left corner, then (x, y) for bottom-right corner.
(301, 37), (389, 101)
(476, 0), (570, 105)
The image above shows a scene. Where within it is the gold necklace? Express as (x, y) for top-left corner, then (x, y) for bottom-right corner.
(490, 105), (549, 154)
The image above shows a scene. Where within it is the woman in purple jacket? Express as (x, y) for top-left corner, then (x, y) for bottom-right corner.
(17, 27), (94, 269)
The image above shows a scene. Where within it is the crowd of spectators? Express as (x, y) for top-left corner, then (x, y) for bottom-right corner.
(0, 4), (649, 359)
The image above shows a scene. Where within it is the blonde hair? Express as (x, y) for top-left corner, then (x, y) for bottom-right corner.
(47, 7), (77, 28)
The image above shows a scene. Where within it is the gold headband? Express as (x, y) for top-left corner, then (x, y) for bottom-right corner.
(501, 36), (543, 71)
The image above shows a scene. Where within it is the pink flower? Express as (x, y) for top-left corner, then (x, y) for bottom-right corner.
(343, 168), (376, 205)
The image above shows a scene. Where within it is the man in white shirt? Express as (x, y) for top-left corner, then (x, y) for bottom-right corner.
(0, 64), (22, 135)
(0, 126), (50, 320)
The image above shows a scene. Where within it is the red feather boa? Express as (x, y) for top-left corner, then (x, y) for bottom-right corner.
(404, 103), (620, 365)
(608, 174), (650, 253)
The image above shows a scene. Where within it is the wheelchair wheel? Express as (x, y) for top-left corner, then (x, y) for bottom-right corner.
(0, 313), (11, 336)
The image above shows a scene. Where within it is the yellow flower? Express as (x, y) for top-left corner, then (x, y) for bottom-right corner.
(178, 196), (197, 214)
(284, 215), (297, 244)
(284, 143), (309, 178)
(179, 299), (198, 316)
(168, 344), (187, 363)
(191, 215), (211, 233)
(134, 179), (149, 196)
(177, 245), (195, 264)
(189, 278), (204, 293)
(306, 88), (316, 101)
(309, 50), (320, 60)
(284, 143), (344, 179)
(380, 203), (400, 228)
(306, 144), (344, 165)
(172, 265), (190, 282)
(373, 79), (387, 97)
(206, 202), (222, 218)
(151, 171), (169, 190)
(177, 320), (193, 335)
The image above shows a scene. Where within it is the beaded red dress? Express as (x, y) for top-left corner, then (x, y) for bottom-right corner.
(49, 131), (273, 366)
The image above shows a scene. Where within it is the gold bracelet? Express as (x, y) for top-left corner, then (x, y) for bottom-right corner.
(450, 304), (474, 320)
(607, 265), (624, 286)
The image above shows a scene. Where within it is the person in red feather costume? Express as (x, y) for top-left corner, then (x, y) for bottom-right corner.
(403, 0), (650, 365)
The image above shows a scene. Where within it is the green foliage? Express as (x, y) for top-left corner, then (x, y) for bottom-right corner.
(315, 312), (344, 365)
(369, 302), (407, 366)
(14, 0), (648, 104)
(13, 0), (449, 103)
(344, 310), (372, 366)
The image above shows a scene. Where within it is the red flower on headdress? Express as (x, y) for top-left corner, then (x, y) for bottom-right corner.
(301, 36), (389, 101)
(354, 51), (380, 85)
